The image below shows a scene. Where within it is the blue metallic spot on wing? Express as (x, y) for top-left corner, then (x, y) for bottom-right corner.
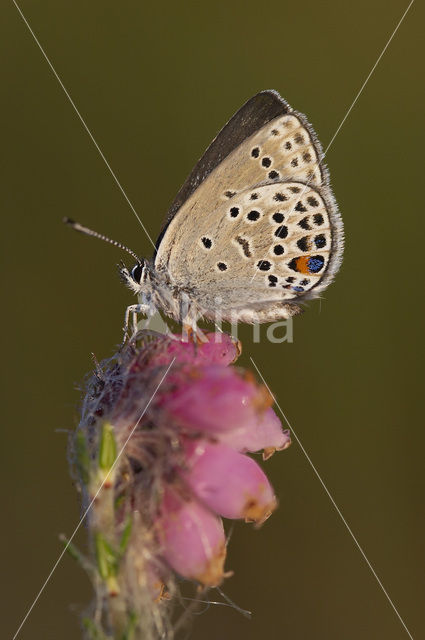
(307, 256), (325, 273)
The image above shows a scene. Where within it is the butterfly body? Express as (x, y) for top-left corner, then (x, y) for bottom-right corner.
(121, 90), (343, 329)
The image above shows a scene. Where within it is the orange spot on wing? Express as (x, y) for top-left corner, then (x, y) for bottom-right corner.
(295, 256), (311, 274)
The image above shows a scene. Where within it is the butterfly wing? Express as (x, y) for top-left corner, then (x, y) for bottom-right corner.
(154, 90), (343, 321)
(154, 90), (290, 253)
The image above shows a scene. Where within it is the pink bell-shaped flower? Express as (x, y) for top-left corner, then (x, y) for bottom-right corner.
(157, 487), (227, 586)
(181, 440), (277, 523)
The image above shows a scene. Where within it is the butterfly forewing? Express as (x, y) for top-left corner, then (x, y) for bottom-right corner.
(160, 90), (290, 230)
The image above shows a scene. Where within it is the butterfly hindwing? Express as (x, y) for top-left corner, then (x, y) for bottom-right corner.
(156, 181), (331, 316)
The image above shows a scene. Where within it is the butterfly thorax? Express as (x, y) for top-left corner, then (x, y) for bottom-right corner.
(123, 260), (202, 324)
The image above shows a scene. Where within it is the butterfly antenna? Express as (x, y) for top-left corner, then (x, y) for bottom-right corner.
(63, 217), (142, 264)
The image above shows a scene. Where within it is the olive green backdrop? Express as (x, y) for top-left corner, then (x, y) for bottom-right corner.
(2, 1), (424, 638)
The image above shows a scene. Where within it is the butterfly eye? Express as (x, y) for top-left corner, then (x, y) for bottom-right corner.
(131, 263), (143, 283)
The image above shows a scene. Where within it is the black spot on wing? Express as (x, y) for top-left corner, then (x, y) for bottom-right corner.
(257, 260), (271, 271)
(314, 234), (326, 248)
(307, 196), (319, 207)
(295, 201), (307, 213)
(298, 217), (311, 230)
(236, 236), (252, 257)
(275, 225), (288, 239)
(297, 237), (310, 252)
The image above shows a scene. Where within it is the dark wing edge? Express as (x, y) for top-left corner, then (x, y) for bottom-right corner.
(154, 90), (291, 255)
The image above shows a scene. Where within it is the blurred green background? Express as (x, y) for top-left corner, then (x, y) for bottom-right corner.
(2, 1), (424, 638)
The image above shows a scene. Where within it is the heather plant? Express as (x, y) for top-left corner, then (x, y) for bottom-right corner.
(68, 330), (290, 639)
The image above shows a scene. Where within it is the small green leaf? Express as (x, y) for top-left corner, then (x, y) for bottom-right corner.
(75, 430), (90, 484)
(98, 422), (117, 472)
(119, 517), (132, 554)
(114, 494), (126, 510)
(60, 534), (84, 563)
(82, 617), (107, 640)
(95, 532), (118, 580)
(121, 611), (137, 640)
(60, 534), (94, 577)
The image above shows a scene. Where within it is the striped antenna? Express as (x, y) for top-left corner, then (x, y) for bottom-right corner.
(63, 217), (142, 264)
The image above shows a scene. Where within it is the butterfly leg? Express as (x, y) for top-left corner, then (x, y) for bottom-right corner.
(181, 316), (208, 344)
(123, 303), (151, 340)
(182, 323), (201, 344)
(177, 295), (207, 343)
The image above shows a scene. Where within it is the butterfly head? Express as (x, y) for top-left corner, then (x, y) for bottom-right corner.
(130, 261), (147, 285)
(119, 258), (151, 294)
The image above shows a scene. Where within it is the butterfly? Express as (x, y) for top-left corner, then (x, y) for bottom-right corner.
(67, 90), (343, 333)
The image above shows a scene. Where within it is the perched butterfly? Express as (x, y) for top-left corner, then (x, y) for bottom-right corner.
(66, 90), (343, 333)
